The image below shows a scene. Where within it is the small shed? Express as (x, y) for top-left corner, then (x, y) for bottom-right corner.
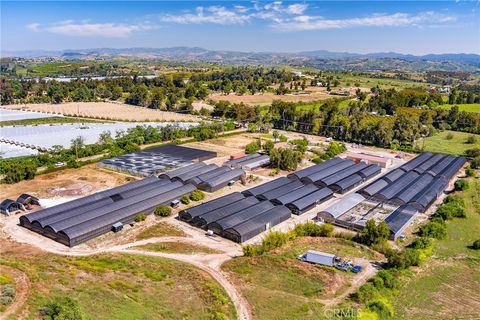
(300, 250), (337, 266)
(0, 199), (24, 216)
(16, 194), (40, 206)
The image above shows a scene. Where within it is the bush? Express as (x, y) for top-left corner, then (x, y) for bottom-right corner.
(418, 221), (447, 239)
(454, 179), (469, 191)
(134, 213), (146, 222)
(293, 222), (334, 237)
(41, 296), (83, 320)
(312, 157), (323, 164)
(263, 140), (274, 154)
(367, 299), (394, 319)
(357, 220), (391, 246)
(269, 148), (302, 171)
(444, 194), (464, 206)
(471, 239), (480, 250)
(471, 156), (480, 169)
(465, 167), (476, 177)
(321, 141), (347, 160)
(0, 284), (15, 306)
(409, 237), (432, 250)
(466, 135), (477, 144)
(245, 141), (260, 154)
(355, 283), (378, 303)
(445, 132), (454, 140)
(154, 205), (172, 217)
(189, 190), (205, 201)
(387, 248), (421, 269)
(434, 202), (466, 220)
(279, 134), (288, 142)
(376, 270), (400, 289)
(180, 195), (190, 205)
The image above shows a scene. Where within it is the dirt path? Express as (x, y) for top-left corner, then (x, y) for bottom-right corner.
(316, 259), (380, 307)
(0, 266), (30, 320)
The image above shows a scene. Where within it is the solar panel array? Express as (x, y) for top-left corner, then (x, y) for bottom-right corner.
(179, 158), (380, 242)
(99, 145), (217, 177)
(20, 177), (195, 247)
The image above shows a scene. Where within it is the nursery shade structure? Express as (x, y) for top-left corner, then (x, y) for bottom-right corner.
(271, 183), (319, 206)
(158, 162), (207, 180)
(316, 163), (368, 187)
(207, 200), (275, 235)
(286, 187), (334, 215)
(197, 168), (245, 192)
(192, 197), (260, 228)
(318, 193), (365, 222)
(256, 180), (304, 201)
(399, 152), (433, 172)
(300, 160), (355, 184)
(178, 192), (245, 222)
(385, 204), (418, 240)
(223, 205), (292, 243)
(330, 174), (364, 194)
(287, 157), (343, 180)
(242, 177), (291, 197)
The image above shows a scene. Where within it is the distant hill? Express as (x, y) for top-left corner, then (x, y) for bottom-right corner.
(2, 47), (479, 72)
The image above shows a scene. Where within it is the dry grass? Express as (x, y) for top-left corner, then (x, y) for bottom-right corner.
(3, 102), (200, 122)
(132, 241), (221, 254)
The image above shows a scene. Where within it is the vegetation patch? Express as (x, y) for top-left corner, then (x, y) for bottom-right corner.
(132, 242), (221, 254)
(135, 222), (186, 240)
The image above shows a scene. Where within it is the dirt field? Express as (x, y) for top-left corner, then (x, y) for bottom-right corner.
(0, 164), (132, 200)
(3, 102), (200, 122)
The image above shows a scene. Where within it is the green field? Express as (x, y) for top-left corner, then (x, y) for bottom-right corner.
(393, 179), (480, 320)
(133, 242), (221, 254)
(416, 130), (480, 156)
(1, 249), (237, 319)
(437, 104), (480, 113)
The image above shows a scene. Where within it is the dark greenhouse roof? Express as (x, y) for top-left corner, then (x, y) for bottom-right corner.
(147, 145), (217, 161)
(20, 177), (195, 247)
(197, 168), (245, 192)
(400, 152), (433, 172)
(287, 157), (343, 180)
(390, 174), (434, 205)
(193, 196), (259, 227)
(373, 171), (420, 201)
(409, 176), (448, 212)
(271, 183), (319, 206)
(242, 177), (291, 197)
(413, 153), (445, 175)
(317, 163), (367, 187)
(158, 162), (207, 180)
(256, 179), (304, 201)
(427, 155), (456, 177)
(382, 168), (406, 184)
(330, 173), (364, 194)
(172, 164), (219, 183)
(358, 178), (389, 197)
(16, 193), (40, 205)
(187, 166), (232, 186)
(385, 204), (418, 237)
(225, 153), (262, 166)
(179, 192), (245, 222)
(357, 164), (381, 180)
(300, 160), (355, 184)
(223, 205), (291, 243)
(286, 187), (334, 214)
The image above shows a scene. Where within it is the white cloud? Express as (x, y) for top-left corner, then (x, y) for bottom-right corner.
(26, 23), (40, 32)
(272, 11), (456, 31)
(286, 4), (308, 15)
(161, 6), (250, 25)
(25, 21), (156, 38)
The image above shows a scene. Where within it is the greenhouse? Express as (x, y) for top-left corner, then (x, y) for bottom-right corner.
(285, 187), (334, 215)
(178, 192), (245, 222)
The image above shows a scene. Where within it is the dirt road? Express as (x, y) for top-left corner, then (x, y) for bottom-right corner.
(0, 266), (30, 320)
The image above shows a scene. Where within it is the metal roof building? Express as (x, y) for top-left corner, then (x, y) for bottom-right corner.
(271, 183), (319, 206)
(316, 163), (368, 188)
(224, 153), (262, 168)
(178, 192), (245, 222)
(409, 176), (448, 212)
(385, 204), (418, 240)
(1, 199), (23, 216)
(413, 153), (445, 175)
(223, 205), (292, 243)
(158, 162), (207, 180)
(256, 180), (304, 201)
(330, 174), (364, 194)
(382, 168), (406, 184)
(300, 160), (355, 184)
(357, 164), (381, 180)
(207, 201), (275, 235)
(286, 187), (334, 215)
(172, 164), (219, 183)
(241, 155), (270, 171)
(358, 178), (390, 198)
(287, 157), (343, 180)
(19, 177), (195, 246)
(197, 168), (246, 192)
(242, 177), (291, 197)
(186, 166), (232, 186)
(193, 197), (259, 228)
(390, 174), (434, 206)
(372, 171), (420, 202)
(426, 155), (456, 177)
(399, 152), (433, 172)
(317, 193), (365, 222)
(16, 194), (40, 206)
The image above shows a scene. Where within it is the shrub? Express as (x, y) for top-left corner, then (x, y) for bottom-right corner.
(444, 194), (464, 206)
(454, 179), (469, 191)
(387, 248), (421, 269)
(471, 156), (480, 169)
(263, 140), (274, 153)
(134, 213), (146, 222)
(154, 205), (172, 217)
(245, 141), (260, 154)
(312, 157), (323, 164)
(409, 237), (432, 250)
(279, 134), (288, 142)
(357, 220), (391, 246)
(190, 190), (205, 201)
(466, 135), (477, 144)
(41, 296), (83, 320)
(434, 203), (466, 220)
(180, 195), (190, 205)
(269, 148), (302, 171)
(376, 270), (400, 289)
(367, 299), (394, 319)
(418, 221), (447, 239)
(355, 283), (378, 303)
(465, 167), (476, 177)
(445, 132), (454, 140)
(472, 239), (480, 250)
(293, 222), (334, 237)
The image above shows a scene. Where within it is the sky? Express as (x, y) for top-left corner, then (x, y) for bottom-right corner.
(1, 1), (479, 55)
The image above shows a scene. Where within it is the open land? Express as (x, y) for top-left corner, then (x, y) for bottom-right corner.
(415, 130), (480, 156)
(2, 102), (200, 122)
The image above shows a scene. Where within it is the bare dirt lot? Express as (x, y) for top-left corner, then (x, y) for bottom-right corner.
(0, 164), (132, 200)
(3, 102), (200, 122)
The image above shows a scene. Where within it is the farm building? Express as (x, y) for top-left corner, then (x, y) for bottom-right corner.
(317, 193), (366, 222)
(172, 164), (219, 183)
(0, 199), (23, 216)
(371, 171), (420, 202)
(384, 204), (418, 240)
(225, 153), (270, 170)
(98, 145), (216, 176)
(192, 197), (260, 228)
(178, 192), (245, 222)
(343, 152), (392, 168)
(330, 174), (364, 194)
(255, 180), (304, 201)
(315, 163), (368, 188)
(286, 188), (334, 215)
(20, 177), (195, 246)
(223, 205), (292, 243)
(197, 168), (245, 192)
(241, 177), (291, 197)
(270, 183), (319, 206)
(186, 166), (231, 186)
(299, 160), (355, 184)
(287, 157), (343, 180)
(158, 162), (206, 180)
(16, 194), (40, 206)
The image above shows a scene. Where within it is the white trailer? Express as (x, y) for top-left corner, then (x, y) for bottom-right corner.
(298, 250), (337, 267)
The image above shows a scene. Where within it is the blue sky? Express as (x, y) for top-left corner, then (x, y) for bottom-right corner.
(1, 1), (479, 54)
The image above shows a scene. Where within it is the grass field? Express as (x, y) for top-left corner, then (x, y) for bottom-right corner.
(416, 130), (480, 156)
(0, 116), (105, 127)
(135, 223), (186, 240)
(393, 178), (480, 320)
(437, 104), (480, 113)
(223, 237), (381, 320)
(1, 243), (237, 319)
(132, 242), (221, 254)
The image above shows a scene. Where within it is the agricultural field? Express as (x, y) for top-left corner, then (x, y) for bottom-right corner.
(2, 102), (200, 122)
(0, 241), (237, 319)
(0, 116), (105, 127)
(393, 178), (480, 320)
(415, 130), (480, 156)
(223, 237), (382, 320)
(437, 103), (480, 113)
(334, 74), (430, 90)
